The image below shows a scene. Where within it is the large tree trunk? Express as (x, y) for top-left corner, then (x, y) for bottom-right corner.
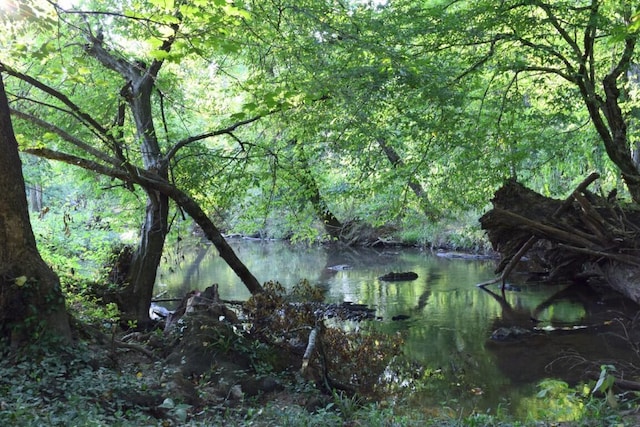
(0, 73), (71, 346)
(480, 174), (640, 303)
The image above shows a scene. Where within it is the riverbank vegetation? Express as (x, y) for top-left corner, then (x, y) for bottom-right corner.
(2, 284), (637, 427)
(2, 0), (640, 425)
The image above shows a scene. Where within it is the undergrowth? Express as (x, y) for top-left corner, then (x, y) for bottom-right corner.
(0, 281), (637, 426)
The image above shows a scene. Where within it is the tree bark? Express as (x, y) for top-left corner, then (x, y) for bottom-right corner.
(86, 34), (170, 326)
(0, 73), (71, 346)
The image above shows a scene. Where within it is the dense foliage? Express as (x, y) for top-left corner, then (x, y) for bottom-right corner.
(3, 0), (638, 248)
(2, 0), (640, 424)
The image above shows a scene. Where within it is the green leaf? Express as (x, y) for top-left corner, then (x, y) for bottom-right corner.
(223, 4), (251, 20)
(158, 398), (175, 409)
(179, 4), (199, 18)
(243, 102), (258, 112)
(149, 49), (170, 60)
(149, 0), (174, 11)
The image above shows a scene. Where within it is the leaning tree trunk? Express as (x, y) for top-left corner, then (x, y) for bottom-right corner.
(25, 148), (266, 296)
(291, 139), (343, 239)
(480, 174), (640, 303)
(378, 138), (438, 220)
(0, 73), (71, 346)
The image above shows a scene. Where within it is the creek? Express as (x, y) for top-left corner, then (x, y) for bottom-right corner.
(155, 237), (639, 417)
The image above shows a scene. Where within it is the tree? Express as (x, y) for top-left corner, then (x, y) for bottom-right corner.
(0, 71), (71, 347)
(289, 138), (343, 239)
(235, 0), (493, 227)
(431, 1), (640, 202)
(83, 23), (172, 327)
(1, 0), (263, 326)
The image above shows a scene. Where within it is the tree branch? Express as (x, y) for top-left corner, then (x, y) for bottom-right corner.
(25, 148), (130, 182)
(10, 109), (121, 167)
(453, 34), (507, 82)
(0, 63), (114, 143)
(532, 0), (583, 59)
(84, 33), (141, 82)
(607, 36), (636, 83)
(516, 66), (575, 83)
(26, 147), (265, 295)
(512, 36), (577, 79)
(165, 114), (263, 162)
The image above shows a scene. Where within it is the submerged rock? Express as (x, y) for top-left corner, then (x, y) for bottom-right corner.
(490, 326), (532, 341)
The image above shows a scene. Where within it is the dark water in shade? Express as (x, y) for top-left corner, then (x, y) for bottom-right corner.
(155, 238), (640, 416)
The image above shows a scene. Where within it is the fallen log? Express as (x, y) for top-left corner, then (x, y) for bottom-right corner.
(479, 175), (640, 303)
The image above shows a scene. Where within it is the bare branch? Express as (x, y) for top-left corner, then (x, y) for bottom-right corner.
(165, 114), (263, 162)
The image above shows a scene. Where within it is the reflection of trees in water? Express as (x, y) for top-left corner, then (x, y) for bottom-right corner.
(414, 271), (439, 312)
(319, 245), (404, 282)
(483, 283), (640, 385)
(177, 242), (211, 295)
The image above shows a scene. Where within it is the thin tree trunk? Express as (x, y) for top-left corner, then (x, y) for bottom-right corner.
(377, 138), (437, 219)
(28, 183), (43, 212)
(291, 140), (342, 239)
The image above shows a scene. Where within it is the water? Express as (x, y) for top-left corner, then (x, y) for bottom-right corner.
(156, 237), (639, 416)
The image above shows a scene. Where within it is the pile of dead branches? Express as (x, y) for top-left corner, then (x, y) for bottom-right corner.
(479, 173), (640, 302)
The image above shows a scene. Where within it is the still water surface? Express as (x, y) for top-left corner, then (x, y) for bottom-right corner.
(156, 238), (639, 416)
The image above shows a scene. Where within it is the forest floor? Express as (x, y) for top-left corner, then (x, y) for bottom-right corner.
(1, 308), (638, 427)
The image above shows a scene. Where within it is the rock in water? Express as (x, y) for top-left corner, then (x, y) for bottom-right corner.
(379, 271), (418, 281)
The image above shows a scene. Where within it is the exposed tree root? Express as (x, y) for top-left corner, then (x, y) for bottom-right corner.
(479, 174), (640, 303)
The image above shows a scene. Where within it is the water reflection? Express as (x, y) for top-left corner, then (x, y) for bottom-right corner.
(156, 238), (639, 414)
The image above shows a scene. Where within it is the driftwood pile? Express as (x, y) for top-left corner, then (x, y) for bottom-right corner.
(479, 173), (640, 303)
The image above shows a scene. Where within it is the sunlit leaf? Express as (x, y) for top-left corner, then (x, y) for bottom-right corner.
(149, 0), (174, 11)
(158, 398), (175, 409)
(223, 5), (251, 20)
(149, 49), (170, 60)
